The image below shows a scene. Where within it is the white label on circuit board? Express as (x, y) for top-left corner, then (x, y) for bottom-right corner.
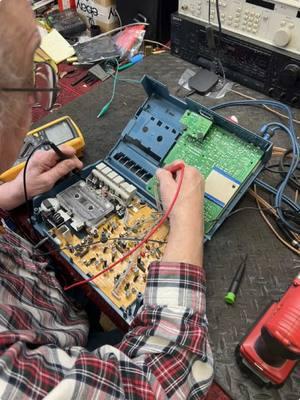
(205, 167), (240, 208)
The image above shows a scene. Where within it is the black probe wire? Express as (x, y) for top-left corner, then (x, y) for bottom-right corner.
(207, 0), (226, 87)
(23, 141), (80, 241)
(215, 0), (222, 46)
(23, 142), (53, 204)
(215, 0), (226, 85)
(23, 142), (53, 241)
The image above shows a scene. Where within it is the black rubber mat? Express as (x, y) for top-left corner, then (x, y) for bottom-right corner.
(35, 53), (300, 400)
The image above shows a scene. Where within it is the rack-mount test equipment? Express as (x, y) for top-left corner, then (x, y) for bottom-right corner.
(171, 13), (300, 107)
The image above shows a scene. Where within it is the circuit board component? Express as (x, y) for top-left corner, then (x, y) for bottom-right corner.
(92, 162), (137, 204)
(57, 181), (114, 229)
(181, 110), (213, 141)
(205, 167), (240, 208)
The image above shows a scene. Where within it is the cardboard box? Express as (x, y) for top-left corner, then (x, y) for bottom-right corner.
(77, 0), (118, 32)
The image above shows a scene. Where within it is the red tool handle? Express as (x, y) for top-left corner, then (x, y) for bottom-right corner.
(265, 275), (300, 356)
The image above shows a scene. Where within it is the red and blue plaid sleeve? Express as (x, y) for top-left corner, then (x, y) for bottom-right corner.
(0, 229), (213, 400)
(118, 262), (213, 399)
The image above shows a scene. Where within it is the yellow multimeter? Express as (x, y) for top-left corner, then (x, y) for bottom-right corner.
(0, 116), (85, 183)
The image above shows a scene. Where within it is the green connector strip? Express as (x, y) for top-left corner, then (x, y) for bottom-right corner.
(181, 110), (213, 141)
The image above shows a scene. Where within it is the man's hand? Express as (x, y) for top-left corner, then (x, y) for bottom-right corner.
(156, 160), (204, 227)
(20, 145), (83, 198)
(156, 161), (205, 267)
(0, 145), (82, 211)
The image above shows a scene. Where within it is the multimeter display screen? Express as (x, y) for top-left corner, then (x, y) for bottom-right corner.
(45, 122), (74, 144)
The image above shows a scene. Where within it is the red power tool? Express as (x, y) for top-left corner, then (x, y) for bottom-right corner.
(236, 274), (300, 387)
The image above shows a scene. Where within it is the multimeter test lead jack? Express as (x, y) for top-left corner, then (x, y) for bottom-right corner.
(225, 255), (248, 305)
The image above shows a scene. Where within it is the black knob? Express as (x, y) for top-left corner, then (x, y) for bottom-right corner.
(280, 64), (300, 87)
(268, 87), (275, 96)
(280, 91), (286, 100)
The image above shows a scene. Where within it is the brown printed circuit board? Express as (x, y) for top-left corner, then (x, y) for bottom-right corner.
(38, 162), (169, 315)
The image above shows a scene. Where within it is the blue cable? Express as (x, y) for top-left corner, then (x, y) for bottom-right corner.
(210, 99), (300, 232)
(210, 99), (296, 136)
(262, 123), (300, 232)
(255, 179), (300, 213)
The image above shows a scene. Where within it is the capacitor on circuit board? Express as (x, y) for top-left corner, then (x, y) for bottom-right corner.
(101, 232), (108, 243)
(133, 292), (143, 316)
(137, 256), (145, 270)
(155, 248), (162, 259)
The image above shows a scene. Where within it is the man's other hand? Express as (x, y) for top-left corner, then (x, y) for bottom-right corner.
(156, 161), (204, 228)
(17, 145), (83, 199)
(156, 161), (205, 266)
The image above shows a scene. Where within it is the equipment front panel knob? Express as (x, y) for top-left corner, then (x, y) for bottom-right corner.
(280, 64), (300, 87)
(273, 29), (291, 47)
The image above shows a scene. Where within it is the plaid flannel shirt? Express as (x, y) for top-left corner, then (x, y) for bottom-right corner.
(0, 225), (213, 399)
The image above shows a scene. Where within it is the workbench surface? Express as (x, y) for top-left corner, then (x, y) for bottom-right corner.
(35, 53), (300, 400)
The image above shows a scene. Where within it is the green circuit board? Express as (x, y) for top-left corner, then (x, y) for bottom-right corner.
(147, 110), (264, 234)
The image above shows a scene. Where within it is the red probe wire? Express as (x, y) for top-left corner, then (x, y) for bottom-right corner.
(64, 162), (185, 291)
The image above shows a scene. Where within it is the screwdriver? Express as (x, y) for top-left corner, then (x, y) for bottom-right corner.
(225, 255), (248, 305)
